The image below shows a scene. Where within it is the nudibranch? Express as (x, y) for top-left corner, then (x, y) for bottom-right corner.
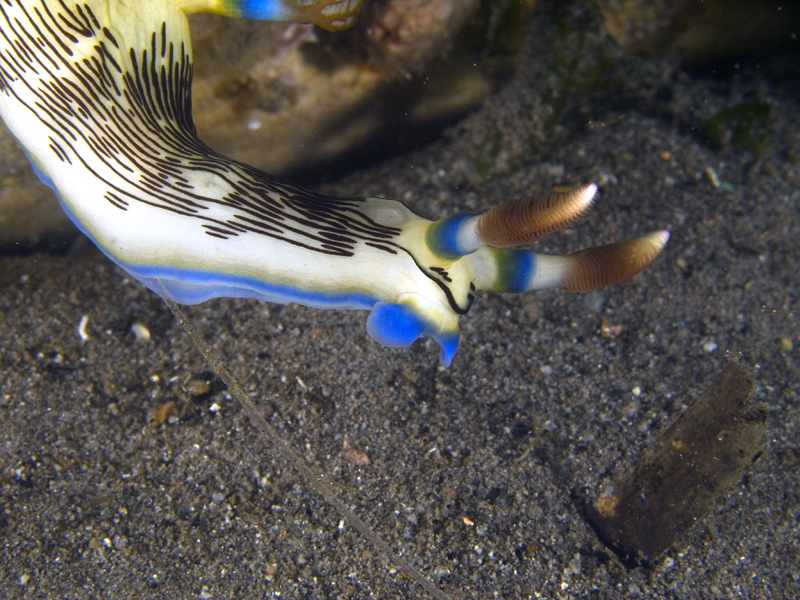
(0, 0), (668, 366)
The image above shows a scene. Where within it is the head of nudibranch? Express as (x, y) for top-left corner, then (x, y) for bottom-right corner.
(359, 184), (669, 366)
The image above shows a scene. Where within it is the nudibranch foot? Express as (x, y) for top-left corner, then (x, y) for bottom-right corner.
(129, 265), (380, 310)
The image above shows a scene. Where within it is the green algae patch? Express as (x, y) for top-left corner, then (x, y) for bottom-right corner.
(703, 101), (772, 153)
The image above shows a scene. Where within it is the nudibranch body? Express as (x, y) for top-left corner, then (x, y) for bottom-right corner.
(0, 0), (667, 366)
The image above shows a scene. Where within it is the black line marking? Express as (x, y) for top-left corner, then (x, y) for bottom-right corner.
(430, 266), (452, 282)
(0, 0), (470, 306)
(102, 26), (117, 48)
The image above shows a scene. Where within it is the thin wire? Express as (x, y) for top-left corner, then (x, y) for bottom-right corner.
(156, 282), (450, 600)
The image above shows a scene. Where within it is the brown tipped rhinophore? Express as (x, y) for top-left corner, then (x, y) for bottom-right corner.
(558, 230), (670, 292)
(475, 184), (597, 247)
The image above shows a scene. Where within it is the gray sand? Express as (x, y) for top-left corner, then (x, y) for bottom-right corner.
(1, 6), (798, 600)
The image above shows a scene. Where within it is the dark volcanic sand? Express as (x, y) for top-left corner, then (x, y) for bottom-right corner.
(1, 5), (798, 599)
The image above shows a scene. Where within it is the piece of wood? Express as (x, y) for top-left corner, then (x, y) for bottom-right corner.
(587, 362), (768, 565)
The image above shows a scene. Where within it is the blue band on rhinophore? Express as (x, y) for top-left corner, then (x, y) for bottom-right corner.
(492, 248), (535, 294)
(235, 0), (285, 19)
(425, 214), (477, 261)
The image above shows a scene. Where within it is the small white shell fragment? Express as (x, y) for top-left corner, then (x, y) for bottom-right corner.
(705, 166), (721, 188)
(131, 322), (151, 342)
(77, 315), (90, 341)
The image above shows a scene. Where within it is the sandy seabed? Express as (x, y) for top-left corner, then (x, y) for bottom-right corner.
(1, 4), (798, 599)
